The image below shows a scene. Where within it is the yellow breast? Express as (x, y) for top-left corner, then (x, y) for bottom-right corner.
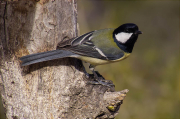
(76, 52), (131, 66)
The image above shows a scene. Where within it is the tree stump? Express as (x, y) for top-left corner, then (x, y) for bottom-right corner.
(0, 0), (128, 118)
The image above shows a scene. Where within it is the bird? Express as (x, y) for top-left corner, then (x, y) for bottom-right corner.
(20, 23), (142, 86)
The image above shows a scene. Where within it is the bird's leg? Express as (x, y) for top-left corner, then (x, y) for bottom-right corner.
(88, 65), (114, 87)
(82, 65), (90, 78)
(89, 65), (101, 80)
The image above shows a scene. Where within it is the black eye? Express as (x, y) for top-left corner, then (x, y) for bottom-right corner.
(125, 29), (129, 32)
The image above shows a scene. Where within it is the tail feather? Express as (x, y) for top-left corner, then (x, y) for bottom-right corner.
(20, 50), (76, 66)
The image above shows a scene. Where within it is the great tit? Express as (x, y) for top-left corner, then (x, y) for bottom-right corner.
(20, 23), (142, 85)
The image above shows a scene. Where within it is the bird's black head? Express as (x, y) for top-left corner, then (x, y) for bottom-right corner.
(113, 23), (142, 53)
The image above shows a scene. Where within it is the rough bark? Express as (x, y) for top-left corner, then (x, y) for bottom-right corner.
(0, 0), (128, 118)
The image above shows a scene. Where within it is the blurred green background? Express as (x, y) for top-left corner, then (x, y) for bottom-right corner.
(0, 0), (179, 119)
(78, 0), (179, 119)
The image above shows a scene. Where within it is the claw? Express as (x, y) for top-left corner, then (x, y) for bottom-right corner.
(87, 80), (115, 87)
(83, 64), (115, 87)
(89, 70), (114, 87)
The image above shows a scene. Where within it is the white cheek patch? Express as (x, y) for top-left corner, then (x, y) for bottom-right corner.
(115, 32), (133, 43)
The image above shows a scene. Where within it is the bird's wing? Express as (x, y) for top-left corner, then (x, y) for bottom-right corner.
(57, 31), (94, 47)
(57, 29), (125, 60)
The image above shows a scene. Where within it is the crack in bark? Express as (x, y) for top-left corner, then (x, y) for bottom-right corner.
(3, 1), (7, 45)
(0, 1), (7, 60)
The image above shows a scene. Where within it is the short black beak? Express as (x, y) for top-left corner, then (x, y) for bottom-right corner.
(135, 30), (142, 34)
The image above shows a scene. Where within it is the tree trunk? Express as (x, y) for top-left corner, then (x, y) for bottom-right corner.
(0, 0), (128, 118)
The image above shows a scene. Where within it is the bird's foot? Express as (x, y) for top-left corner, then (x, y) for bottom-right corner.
(87, 79), (115, 87)
(82, 66), (114, 87)
(86, 71), (115, 87)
